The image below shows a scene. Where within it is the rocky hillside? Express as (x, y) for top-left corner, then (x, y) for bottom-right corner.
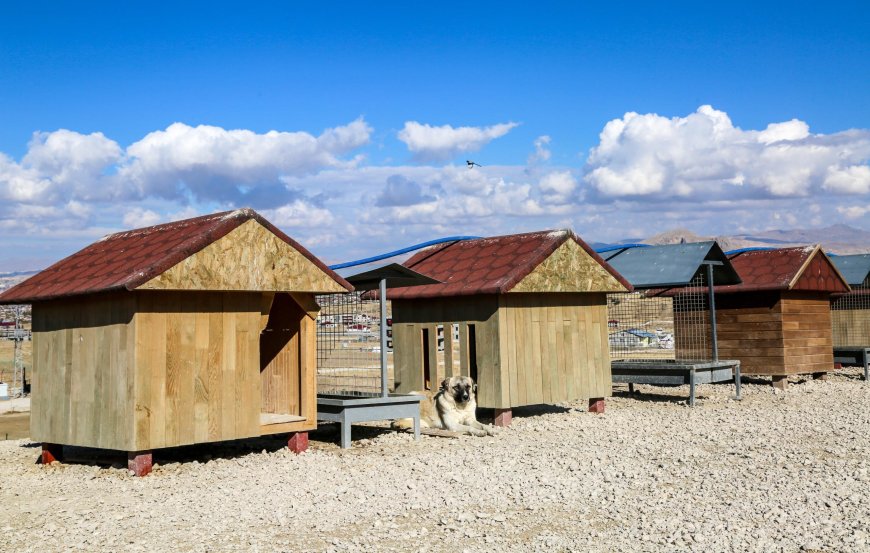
(638, 225), (870, 254)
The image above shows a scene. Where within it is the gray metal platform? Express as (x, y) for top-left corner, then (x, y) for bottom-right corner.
(611, 360), (742, 406)
(833, 347), (870, 381)
(317, 394), (423, 449)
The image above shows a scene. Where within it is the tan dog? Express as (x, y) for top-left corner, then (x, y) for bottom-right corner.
(396, 376), (495, 436)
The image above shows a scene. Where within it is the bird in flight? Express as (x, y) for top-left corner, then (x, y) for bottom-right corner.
(467, 160), (483, 169)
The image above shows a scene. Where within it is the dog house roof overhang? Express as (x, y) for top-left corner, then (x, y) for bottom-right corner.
(0, 208), (352, 304)
(716, 245), (850, 294)
(388, 229), (632, 300)
(602, 241), (741, 289)
(344, 263), (441, 291)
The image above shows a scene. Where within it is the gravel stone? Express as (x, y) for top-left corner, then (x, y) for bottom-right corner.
(1, 369), (868, 552)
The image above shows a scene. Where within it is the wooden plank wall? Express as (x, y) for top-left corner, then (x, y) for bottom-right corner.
(714, 291), (833, 375)
(715, 292), (786, 374)
(133, 291), (262, 450)
(391, 296), (500, 404)
(392, 293), (611, 409)
(31, 292), (137, 451)
(499, 293), (610, 408)
(259, 293), (303, 416)
(781, 292), (834, 374)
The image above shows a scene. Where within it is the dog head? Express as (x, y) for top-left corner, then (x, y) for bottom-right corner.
(440, 375), (477, 404)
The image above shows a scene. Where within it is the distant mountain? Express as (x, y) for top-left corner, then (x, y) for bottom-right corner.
(0, 270), (38, 278)
(631, 224), (870, 254)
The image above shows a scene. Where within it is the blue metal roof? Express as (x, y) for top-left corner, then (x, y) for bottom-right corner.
(830, 254), (870, 285)
(602, 241), (741, 289)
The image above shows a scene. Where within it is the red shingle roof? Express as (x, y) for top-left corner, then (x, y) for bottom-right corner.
(716, 245), (849, 294)
(388, 229), (631, 300)
(0, 208), (351, 303)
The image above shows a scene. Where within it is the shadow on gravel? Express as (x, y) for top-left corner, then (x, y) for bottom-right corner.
(612, 388), (700, 405)
(24, 432), (325, 470)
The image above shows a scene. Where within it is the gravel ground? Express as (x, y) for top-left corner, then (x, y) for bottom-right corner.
(2, 369), (870, 552)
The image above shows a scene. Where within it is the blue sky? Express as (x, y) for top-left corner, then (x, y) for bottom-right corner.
(1, 2), (869, 271)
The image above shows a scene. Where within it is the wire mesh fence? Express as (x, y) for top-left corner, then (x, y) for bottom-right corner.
(831, 276), (870, 347)
(607, 271), (712, 363)
(315, 291), (390, 397)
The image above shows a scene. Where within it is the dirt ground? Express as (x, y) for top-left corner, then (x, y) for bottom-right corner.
(1, 369), (869, 552)
(0, 412), (29, 441)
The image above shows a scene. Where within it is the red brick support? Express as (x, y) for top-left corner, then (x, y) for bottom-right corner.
(128, 451), (153, 477)
(493, 408), (512, 427)
(812, 372), (828, 381)
(588, 398), (605, 414)
(287, 432), (309, 454)
(40, 443), (63, 465)
(771, 375), (789, 390)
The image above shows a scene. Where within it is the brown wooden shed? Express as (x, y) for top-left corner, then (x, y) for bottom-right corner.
(389, 230), (631, 425)
(711, 245), (850, 389)
(0, 208), (351, 474)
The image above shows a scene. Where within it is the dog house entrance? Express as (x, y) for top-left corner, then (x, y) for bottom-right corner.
(259, 293), (306, 425)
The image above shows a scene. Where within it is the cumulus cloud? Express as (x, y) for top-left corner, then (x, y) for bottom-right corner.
(585, 105), (870, 200)
(837, 205), (870, 220)
(528, 135), (552, 164)
(539, 171), (578, 204)
(0, 119), (372, 238)
(0, 130), (123, 203)
(397, 121), (518, 161)
(260, 200), (335, 228)
(375, 175), (436, 206)
(121, 119), (372, 202)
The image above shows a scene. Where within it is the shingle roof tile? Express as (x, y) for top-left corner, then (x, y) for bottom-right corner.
(389, 229), (630, 300)
(0, 208), (351, 303)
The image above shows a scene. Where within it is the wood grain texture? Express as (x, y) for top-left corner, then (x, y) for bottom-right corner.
(711, 291), (834, 376)
(511, 239), (628, 293)
(137, 219), (347, 293)
(392, 293), (611, 408)
(30, 293), (137, 451)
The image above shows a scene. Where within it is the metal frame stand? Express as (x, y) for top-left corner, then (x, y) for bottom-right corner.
(612, 360), (742, 406)
(833, 347), (870, 381)
(316, 275), (423, 448)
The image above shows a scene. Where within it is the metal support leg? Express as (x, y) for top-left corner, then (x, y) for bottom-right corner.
(340, 420), (352, 449)
(734, 364), (742, 400)
(864, 349), (869, 382)
(628, 382), (635, 395)
(688, 370), (696, 407)
(413, 415), (421, 441)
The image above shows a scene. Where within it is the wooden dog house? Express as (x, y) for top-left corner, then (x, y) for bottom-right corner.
(713, 246), (850, 389)
(0, 208), (351, 475)
(389, 230), (631, 425)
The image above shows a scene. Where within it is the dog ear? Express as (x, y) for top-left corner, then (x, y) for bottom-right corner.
(473, 383), (479, 393)
(440, 377), (452, 391)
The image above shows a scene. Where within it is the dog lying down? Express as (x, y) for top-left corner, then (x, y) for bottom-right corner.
(394, 376), (496, 437)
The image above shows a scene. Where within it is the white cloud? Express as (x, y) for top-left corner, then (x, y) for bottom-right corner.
(585, 105), (870, 200)
(528, 135), (552, 164)
(837, 205), (870, 220)
(261, 200), (335, 228)
(397, 121), (518, 161)
(539, 171), (578, 204)
(824, 165), (870, 194)
(375, 175), (436, 206)
(122, 207), (163, 228)
(121, 119), (372, 201)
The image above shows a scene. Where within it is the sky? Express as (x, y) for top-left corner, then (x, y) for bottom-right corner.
(1, 1), (869, 271)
